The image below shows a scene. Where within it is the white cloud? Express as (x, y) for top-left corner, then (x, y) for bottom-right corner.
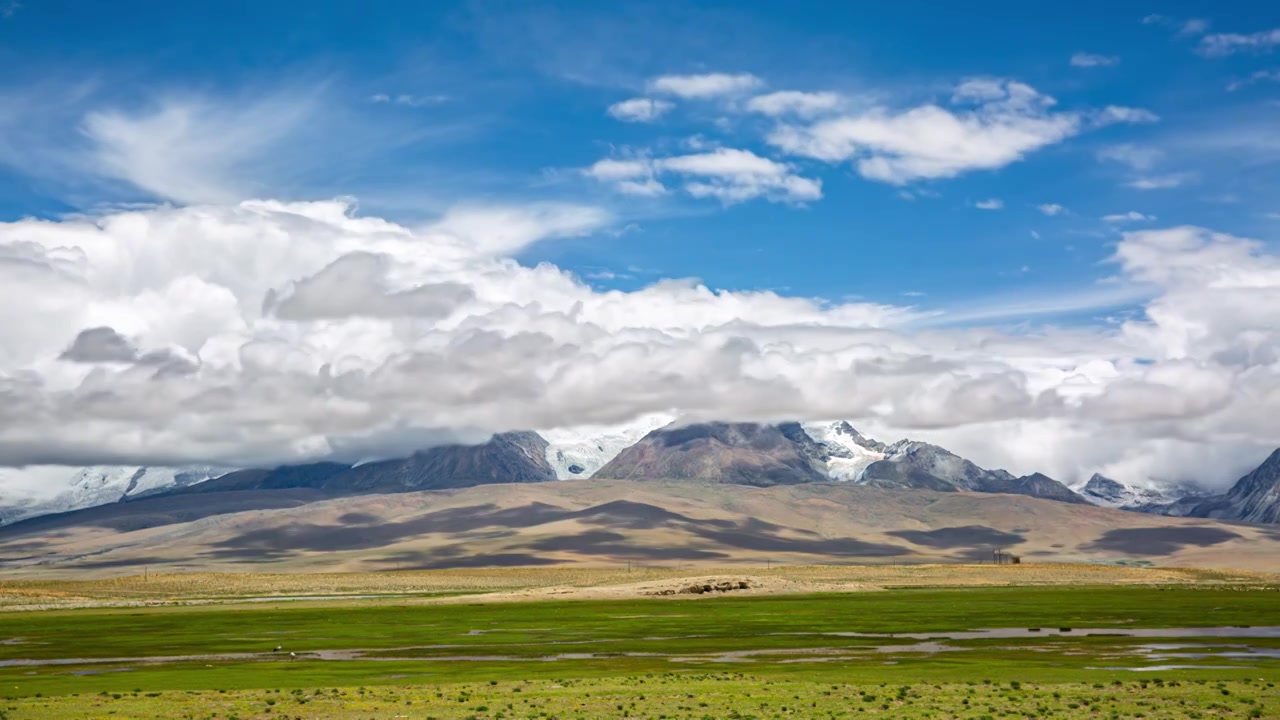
(745, 91), (842, 118)
(1179, 19), (1210, 37)
(1227, 69), (1280, 91)
(1103, 211), (1156, 223)
(424, 203), (612, 255)
(582, 158), (651, 181)
(369, 93), (450, 107)
(1071, 53), (1120, 68)
(1037, 203), (1066, 216)
(1126, 174), (1191, 190)
(82, 94), (317, 204)
(647, 72), (763, 99)
(616, 178), (668, 196)
(3, 202), (1280, 498)
(606, 97), (674, 123)
(1094, 106), (1160, 125)
(1199, 28), (1280, 56)
(1144, 14), (1209, 37)
(1097, 144), (1163, 170)
(975, 198), (1003, 210)
(766, 78), (1133, 184)
(586, 148), (822, 204)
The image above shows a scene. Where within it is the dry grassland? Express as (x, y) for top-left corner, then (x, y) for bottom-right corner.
(1, 562), (1275, 611)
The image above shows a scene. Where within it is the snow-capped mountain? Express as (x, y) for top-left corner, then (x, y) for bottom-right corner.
(2, 466), (219, 524)
(1075, 473), (1201, 511)
(800, 422), (1004, 491)
(801, 421), (887, 481)
(1158, 449), (1280, 525)
(871, 439), (1007, 491)
(541, 413), (674, 480)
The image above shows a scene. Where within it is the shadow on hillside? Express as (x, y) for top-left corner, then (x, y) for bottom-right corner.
(378, 550), (559, 570)
(1081, 526), (1242, 555)
(0, 490), (330, 538)
(887, 525), (1026, 549)
(207, 499), (910, 561)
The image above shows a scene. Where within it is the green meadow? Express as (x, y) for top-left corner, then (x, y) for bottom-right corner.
(1, 585), (1278, 718)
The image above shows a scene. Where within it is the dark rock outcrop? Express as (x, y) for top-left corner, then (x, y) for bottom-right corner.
(595, 422), (828, 486)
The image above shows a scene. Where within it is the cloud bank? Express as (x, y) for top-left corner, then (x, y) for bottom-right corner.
(2, 200), (1279, 497)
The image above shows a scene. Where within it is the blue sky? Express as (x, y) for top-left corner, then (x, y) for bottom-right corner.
(1, 0), (1278, 321)
(4, 1), (1280, 490)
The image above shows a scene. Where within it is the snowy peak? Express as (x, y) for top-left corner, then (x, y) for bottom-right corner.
(541, 413), (674, 479)
(1077, 473), (1201, 510)
(1, 466), (219, 524)
(800, 421), (887, 481)
(1080, 474), (1128, 506)
(1170, 448), (1280, 525)
(824, 421), (888, 453)
(875, 440), (992, 491)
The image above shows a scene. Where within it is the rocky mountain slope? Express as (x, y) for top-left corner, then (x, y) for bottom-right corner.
(1077, 474), (1202, 511)
(1159, 449), (1280, 525)
(595, 420), (1088, 504)
(2, 415), (1275, 526)
(183, 432), (556, 496)
(595, 422), (829, 486)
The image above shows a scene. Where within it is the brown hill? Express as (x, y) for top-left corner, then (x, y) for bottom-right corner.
(3, 479), (1278, 578)
(596, 422), (828, 485)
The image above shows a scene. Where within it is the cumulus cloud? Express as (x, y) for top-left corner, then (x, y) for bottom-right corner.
(268, 252), (475, 321)
(1037, 203), (1065, 216)
(1071, 53), (1119, 67)
(585, 148), (821, 204)
(647, 72), (763, 98)
(1199, 28), (1280, 56)
(2, 201), (1280, 498)
(59, 327), (140, 364)
(975, 198), (1003, 210)
(745, 91), (842, 118)
(766, 78), (1150, 184)
(606, 98), (674, 123)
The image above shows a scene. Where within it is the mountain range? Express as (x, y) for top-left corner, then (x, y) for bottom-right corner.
(1, 419), (1278, 529)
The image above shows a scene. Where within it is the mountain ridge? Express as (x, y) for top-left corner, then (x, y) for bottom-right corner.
(1, 420), (1277, 526)
(1158, 449), (1280, 525)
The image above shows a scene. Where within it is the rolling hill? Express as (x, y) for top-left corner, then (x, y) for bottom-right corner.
(2, 479), (1278, 577)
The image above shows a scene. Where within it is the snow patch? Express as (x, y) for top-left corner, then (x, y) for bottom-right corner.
(1, 466), (220, 524)
(801, 420), (888, 482)
(541, 413), (675, 480)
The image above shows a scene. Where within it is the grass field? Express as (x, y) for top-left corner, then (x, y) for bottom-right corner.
(1, 570), (1279, 718)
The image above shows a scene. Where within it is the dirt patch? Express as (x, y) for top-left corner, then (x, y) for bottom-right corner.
(647, 579), (754, 596)
(449, 574), (882, 603)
